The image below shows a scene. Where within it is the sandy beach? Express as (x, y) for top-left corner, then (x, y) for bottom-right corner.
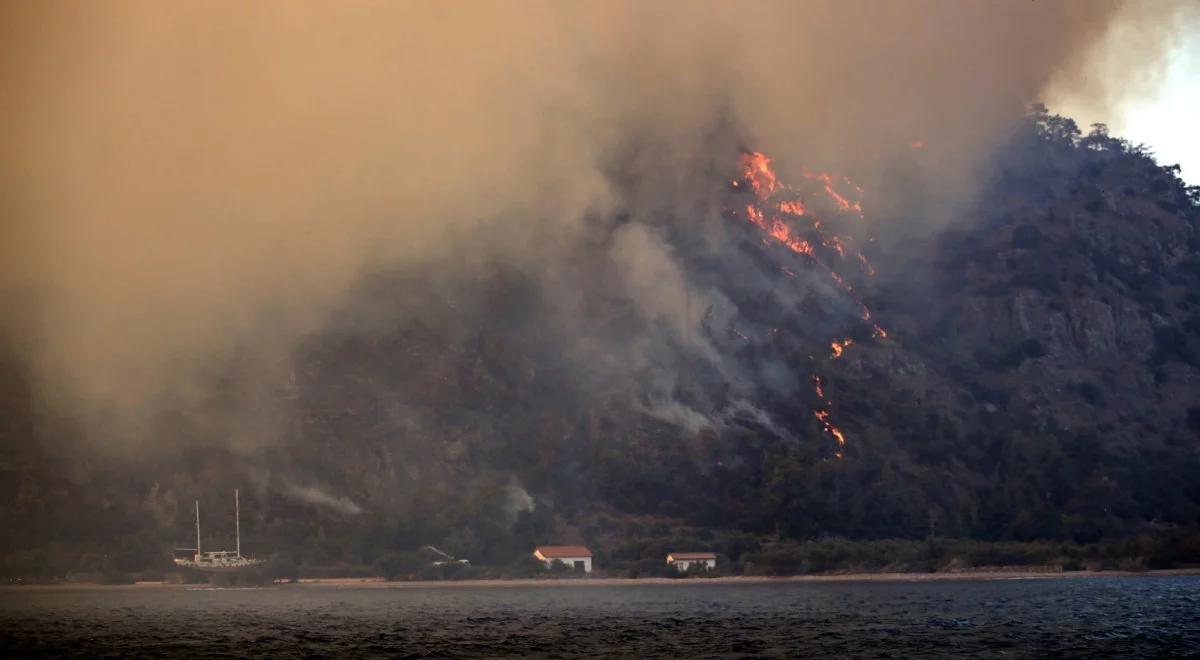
(286, 569), (1200, 589)
(5, 568), (1198, 591)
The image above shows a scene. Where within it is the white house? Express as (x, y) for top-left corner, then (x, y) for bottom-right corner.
(666, 552), (717, 572)
(533, 545), (593, 573)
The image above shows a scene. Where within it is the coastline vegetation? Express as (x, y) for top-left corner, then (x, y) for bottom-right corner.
(7, 531), (1197, 585)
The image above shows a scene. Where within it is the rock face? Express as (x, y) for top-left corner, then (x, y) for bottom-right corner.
(898, 121), (1199, 453)
(818, 116), (1200, 542)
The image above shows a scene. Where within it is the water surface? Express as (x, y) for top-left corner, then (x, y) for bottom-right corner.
(2, 576), (1198, 657)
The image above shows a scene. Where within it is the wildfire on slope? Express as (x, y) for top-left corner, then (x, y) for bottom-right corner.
(731, 150), (889, 457)
(857, 252), (877, 276)
(802, 169), (864, 219)
(830, 338), (853, 358)
(812, 376), (845, 459)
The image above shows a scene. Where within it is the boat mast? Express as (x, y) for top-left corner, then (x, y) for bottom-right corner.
(235, 489), (241, 558)
(195, 500), (201, 559)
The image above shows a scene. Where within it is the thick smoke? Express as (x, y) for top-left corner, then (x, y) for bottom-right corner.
(0, 1), (1188, 455)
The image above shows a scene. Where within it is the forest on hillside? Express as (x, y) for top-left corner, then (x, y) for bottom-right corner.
(2, 107), (1199, 580)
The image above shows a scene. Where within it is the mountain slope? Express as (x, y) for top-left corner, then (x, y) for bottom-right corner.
(2, 110), (1199, 576)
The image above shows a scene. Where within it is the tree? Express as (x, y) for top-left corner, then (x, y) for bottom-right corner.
(1029, 104), (1081, 144)
(1081, 123), (1120, 151)
(1011, 224), (1043, 249)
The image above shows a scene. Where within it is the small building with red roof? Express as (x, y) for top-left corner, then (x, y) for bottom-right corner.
(533, 545), (593, 573)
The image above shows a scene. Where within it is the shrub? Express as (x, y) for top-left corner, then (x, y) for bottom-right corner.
(1186, 407), (1200, 433)
(1021, 339), (1047, 358)
(100, 572), (135, 585)
(1071, 382), (1104, 405)
(373, 552), (425, 581)
(1157, 200), (1179, 214)
(1011, 224), (1043, 249)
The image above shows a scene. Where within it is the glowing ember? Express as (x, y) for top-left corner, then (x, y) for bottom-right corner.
(802, 169), (864, 218)
(824, 234), (847, 258)
(777, 200), (807, 216)
(814, 409), (847, 447)
(857, 252), (877, 276)
(830, 338), (853, 358)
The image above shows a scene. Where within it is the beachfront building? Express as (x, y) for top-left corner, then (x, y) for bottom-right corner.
(533, 545), (593, 573)
(666, 552), (717, 572)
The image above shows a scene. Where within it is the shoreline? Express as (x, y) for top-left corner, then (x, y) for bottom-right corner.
(6, 568), (1199, 590)
(289, 568), (1200, 588)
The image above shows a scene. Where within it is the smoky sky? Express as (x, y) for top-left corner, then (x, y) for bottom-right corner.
(0, 1), (1190, 450)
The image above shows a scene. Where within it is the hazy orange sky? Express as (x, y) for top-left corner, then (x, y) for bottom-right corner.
(0, 1), (1193, 449)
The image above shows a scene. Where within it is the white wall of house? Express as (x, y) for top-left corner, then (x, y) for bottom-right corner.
(669, 558), (716, 571)
(540, 556), (591, 572)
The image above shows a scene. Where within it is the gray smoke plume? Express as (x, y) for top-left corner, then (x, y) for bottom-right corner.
(0, 0), (1191, 457)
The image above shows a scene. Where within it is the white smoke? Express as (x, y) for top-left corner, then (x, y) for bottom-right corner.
(284, 483), (363, 516)
(502, 478), (535, 523)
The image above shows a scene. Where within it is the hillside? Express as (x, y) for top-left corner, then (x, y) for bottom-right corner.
(2, 109), (1199, 578)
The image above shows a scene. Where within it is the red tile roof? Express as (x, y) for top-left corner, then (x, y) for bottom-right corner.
(534, 545), (592, 558)
(667, 552), (717, 561)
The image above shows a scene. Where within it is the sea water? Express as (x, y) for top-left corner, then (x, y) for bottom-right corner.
(2, 576), (1198, 657)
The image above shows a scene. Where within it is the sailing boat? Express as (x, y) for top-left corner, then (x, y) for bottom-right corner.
(173, 489), (265, 572)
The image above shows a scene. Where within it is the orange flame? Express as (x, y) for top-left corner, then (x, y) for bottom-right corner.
(824, 234), (847, 258)
(744, 205), (814, 257)
(802, 169), (864, 218)
(830, 338), (853, 358)
(814, 409), (847, 448)
(740, 151), (780, 199)
(730, 149), (894, 457)
(857, 252), (877, 276)
(777, 200), (807, 216)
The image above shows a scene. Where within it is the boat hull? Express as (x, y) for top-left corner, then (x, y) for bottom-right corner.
(174, 560), (267, 574)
